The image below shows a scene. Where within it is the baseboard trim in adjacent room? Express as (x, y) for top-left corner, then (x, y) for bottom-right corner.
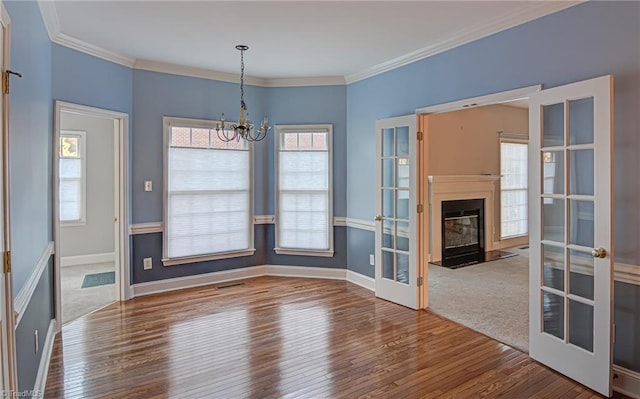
(614, 365), (640, 399)
(33, 319), (56, 397)
(60, 252), (115, 267)
(346, 270), (375, 291)
(15, 242), (54, 326)
(265, 265), (346, 280)
(132, 265), (266, 297)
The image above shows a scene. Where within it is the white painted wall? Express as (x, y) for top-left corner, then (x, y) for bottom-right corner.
(59, 112), (115, 259)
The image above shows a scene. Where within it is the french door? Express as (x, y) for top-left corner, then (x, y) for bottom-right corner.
(374, 115), (419, 309)
(529, 75), (613, 396)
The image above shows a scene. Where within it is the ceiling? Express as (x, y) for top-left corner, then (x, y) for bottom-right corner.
(44, 1), (580, 83)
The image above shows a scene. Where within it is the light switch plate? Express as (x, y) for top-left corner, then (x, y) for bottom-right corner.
(369, 254), (375, 266)
(143, 257), (153, 270)
(144, 181), (153, 192)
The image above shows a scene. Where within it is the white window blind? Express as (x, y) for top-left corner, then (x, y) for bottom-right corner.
(165, 119), (252, 260)
(501, 141), (528, 238)
(59, 131), (86, 224)
(276, 126), (333, 255)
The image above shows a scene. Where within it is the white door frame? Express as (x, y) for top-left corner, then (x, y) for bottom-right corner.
(0, 2), (17, 391)
(53, 101), (130, 331)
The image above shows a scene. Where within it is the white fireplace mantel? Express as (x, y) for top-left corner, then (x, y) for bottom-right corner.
(428, 175), (500, 263)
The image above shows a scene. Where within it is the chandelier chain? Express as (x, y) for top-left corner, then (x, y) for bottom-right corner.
(240, 48), (246, 111)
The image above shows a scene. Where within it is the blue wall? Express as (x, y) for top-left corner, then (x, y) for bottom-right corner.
(345, 0), (640, 371)
(5, 0), (55, 394)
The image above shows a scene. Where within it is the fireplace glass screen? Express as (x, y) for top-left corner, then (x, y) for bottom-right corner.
(444, 215), (479, 249)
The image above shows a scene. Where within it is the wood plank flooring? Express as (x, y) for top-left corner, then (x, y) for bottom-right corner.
(45, 276), (615, 398)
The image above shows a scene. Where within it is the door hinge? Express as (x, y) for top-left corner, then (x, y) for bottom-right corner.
(417, 276), (424, 286)
(417, 204), (424, 213)
(2, 70), (23, 95)
(3, 251), (11, 274)
(417, 131), (423, 141)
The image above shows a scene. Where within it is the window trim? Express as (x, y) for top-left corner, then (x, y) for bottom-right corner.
(59, 130), (87, 227)
(274, 124), (334, 257)
(162, 116), (255, 266)
(499, 136), (529, 239)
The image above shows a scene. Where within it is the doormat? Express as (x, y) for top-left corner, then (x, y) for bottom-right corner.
(81, 271), (115, 288)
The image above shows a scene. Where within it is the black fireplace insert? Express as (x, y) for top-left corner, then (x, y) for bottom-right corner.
(440, 199), (485, 268)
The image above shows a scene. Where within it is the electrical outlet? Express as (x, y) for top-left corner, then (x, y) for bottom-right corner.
(143, 257), (153, 270)
(144, 180), (153, 192)
(369, 254), (375, 266)
(34, 330), (39, 354)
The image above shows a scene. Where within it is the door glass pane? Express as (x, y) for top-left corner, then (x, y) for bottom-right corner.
(543, 103), (565, 147)
(542, 151), (564, 195)
(543, 244), (564, 291)
(569, 200), (594, 248)
(383, 128), (394, 157)
(383, 159), (394, 187)
(569, 97), (594, 145)
(569, 149), (594, 196)
(396, 190), (409, 220)
(397, 158), (409, 188)
(397, 126), (409, 156)
(569, 300), (594, 352)
(382, 220), (394, 250)
(543, 290), (565, 340)
(382, 250), (394, 280)
(543, 198), (564, 242)
(569, 250), (594, 300)
(397, 221), (409, 252)
(397, 252), (409, 284)
(383, 189), (394, 218)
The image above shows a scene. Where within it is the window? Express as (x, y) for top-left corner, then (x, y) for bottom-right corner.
(59, 131), (86, 225)
(500, 140), (528, 238)
(275, 125), (333, 256)
(163, 117), (254, 265)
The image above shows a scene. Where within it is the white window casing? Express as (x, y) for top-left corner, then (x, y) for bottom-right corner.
(162, 117), (255, 266)
(275, 124), (334, 257)
(59, 130), (87, 226)
(500, 138), (528, 239)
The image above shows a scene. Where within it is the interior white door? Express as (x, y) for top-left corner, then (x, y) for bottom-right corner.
(529, 75), (613, 396)
(374, 115), (418, 309)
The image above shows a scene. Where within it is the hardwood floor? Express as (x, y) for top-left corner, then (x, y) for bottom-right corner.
(46, 276), (613, 398)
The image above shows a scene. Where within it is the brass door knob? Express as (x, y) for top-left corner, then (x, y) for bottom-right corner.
(591, 247), (607, 259)
(374, 215), (382, 221)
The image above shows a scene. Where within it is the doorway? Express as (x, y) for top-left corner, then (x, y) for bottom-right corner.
(53, 102), (130, 328)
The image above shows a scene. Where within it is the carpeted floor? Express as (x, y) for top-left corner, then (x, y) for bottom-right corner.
(428, 247), (529, 352)
(61, 262), (117, 325)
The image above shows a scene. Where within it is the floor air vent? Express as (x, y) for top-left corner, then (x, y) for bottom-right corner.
(216, 282), (246, 290)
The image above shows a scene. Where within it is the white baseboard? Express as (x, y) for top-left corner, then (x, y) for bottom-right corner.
(132, 265), (366, 297)
(61, 252), (115, 267)
(346, 270), (375, 291)
(33, 319), (56, 397)
(614, 365), (640, 399)
(15, 242), (54, 326)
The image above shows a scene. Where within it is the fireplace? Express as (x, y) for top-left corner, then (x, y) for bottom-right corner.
(440, 199), (485, 268)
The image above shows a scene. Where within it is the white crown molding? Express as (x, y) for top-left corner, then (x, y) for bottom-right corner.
(345, 2), (581, 84)
(37, 0), (59, 40)
(15, 242), (54, 326)
(261, 76), (346, 87)
(53, 33), (135, 67)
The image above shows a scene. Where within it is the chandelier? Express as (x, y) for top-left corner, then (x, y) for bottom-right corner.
(216, 45), (270, 142)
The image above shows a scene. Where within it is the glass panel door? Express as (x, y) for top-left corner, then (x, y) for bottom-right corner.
(529, 75), (613, 396)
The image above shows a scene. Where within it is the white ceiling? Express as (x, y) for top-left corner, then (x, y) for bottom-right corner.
(44, 1), (580, 82)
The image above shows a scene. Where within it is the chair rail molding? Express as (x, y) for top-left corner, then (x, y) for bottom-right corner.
(15, 242), (54, 326)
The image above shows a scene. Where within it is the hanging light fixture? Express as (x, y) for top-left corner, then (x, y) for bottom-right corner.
(216, 45), (270, 142)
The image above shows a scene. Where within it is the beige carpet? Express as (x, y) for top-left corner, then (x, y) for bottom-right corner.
(428, 248), (529, 353)
(61, 262), (117, 325)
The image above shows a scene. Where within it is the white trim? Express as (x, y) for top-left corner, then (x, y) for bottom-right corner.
(346, 270), (375, 291)
(273, 248), (334, 257)
(32, 320), (56, 398)
(133, 265), (266, 297)
(613, 365), (640, 399)
(333, 217), (347, 227)
(266, 265), (345, 280)
(254, 215), (274, 224)
(345, 217), (375, 232)
(36, 1), (58, 41)
(614, 263), (640, 286)
(59, 130), (87, 226)
(162, 249), (256, 267)
(0, 2), (9, 26)
(129, 222), (163, 235)
(260, 76), (345, 88)
(60, 252), (115, 267)
(53, 32), (135, 67)
(345, 3), (580, 84)
(14, 242), (54, 326)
